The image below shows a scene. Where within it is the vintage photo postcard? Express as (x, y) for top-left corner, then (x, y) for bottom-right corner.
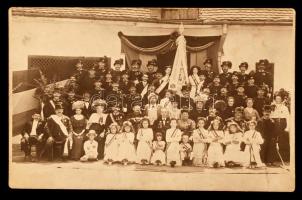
(9, 7), (295, 191)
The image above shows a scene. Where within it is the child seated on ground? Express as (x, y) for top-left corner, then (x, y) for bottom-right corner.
(104, 123), (120, 165)
(223, 121), (244, 168)
(242, 120), (265, 168)
(117, 121), (136, 165)
(80, 130), (98, 162)
(166, 118), (182, 167)
(150, 132), (166, 166)
(136, 118), (154, 165)
(180, 134), (193, 166)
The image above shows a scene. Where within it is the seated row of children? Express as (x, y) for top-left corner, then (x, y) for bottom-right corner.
(81, 116), (265, 168)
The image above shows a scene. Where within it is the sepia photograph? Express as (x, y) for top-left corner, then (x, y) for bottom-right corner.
(9, 7), (295, 191)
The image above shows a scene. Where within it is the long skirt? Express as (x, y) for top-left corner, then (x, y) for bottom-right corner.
(242, 144), (265, 167)
(207, 143), (225, 167)
(224, 143), (244, 164)
(104, 141), (119, 161)
(166, 142), (181, 166)
(118, 141), (136, 162)
(151, 150), (166, 165)
(136, 141), (152, 163)
(71, 135), (84, 160)
(192, 142), (208, 166)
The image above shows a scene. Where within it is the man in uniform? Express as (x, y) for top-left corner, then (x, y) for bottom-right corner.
(43, 90), (63, 119)
(202, 58), (217, 86)
(254, 59), (273, 88)
(146, 59), (158, 83)
(225, 107), (247, 131)
(95, 57), (108, 81)
(245, 76), (258, 99)
(125, 85), (143, 115)
(238, 62), (249, 85)
(256, 105), (278, 166)
(106, 105), (125, 127)
(179, 85), (196, 111)
(189, 96), (207, 122)
(105, 82), (125, 110)
(208, 75), (223, 96)
(219, 61), (232, 86)
(73, 60), (89, 94)
(254, 86), (271, 117)
(90, 80), (106, 100)
(119, 71), (131, 95)
(111, 58), (124, 83)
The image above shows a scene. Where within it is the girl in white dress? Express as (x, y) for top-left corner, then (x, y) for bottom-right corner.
(242, 120), (265, 168)
(224, 121), (244, 167)
(207, 119), (225, 168)
(188, 66), (201, 98)
(150, 132), (166, 165)
(166, 119), (182, 167)
(192, 117), (210, 166)
(104, 123), (120, 165)
(80, 130), (98, 162)
(136, 118), (154, 164)
(118, 121), (136, 165)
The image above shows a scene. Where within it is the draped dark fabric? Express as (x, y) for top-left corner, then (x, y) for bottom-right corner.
(118, 31), (221, 73)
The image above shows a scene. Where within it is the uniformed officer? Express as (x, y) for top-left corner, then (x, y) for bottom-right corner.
(202, 58), (217, 86)
(119, 71), (131, 95)
(146, 59), (158, 83)
(73, 60), (89, 94)
(179, 85), (196, 111)
(254, 59), (273, 88)
(95, 57), (109, 81)
(208, 75), (223, 96)
(219, 61), (232, 86)
(111, 58), (124, 83)
(238, 62), (249, 85)
(244, 76), (258, 99)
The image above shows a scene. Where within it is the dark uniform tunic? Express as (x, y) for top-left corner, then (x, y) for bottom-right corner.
(254, 71), (272, 87)
(219, 72), (232, 86)
(245, 85), (258, 99)
(152, 117), (171, 141)
(256, 117), (278, 164)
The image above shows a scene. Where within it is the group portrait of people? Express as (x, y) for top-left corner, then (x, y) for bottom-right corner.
(19, 56), (291, 169)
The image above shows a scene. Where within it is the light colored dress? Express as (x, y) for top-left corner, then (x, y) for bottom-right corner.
(169, 108), (181, 120)
(224, 131), (244, 164)
(104, 133), (120, 161)
(189, 74), (201, 98)
(192, 128), (210, 166)
(160, 98), (172, 110)
(242, 130), (265, 167)
(80, 140), (98, 161)
(166, 128), (182, 166)
(117, 132), (136, 162)
(136, 128), (153, 163)
(207, 130), (225, 167)
(150, 141), (166, 165)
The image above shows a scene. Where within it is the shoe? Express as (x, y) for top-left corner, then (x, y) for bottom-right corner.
(213, 162), (219, 168)
(170, 161), (176, 167)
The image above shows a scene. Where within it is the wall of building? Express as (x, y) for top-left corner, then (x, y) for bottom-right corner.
(10, 16), (294, 116)
(221, 25), (295, 93)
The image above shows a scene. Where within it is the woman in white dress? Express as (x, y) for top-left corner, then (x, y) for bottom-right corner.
(192, 117), (210, 166)
(166, 119), (182, 167)
(136, 118), (154, 164)
(242, 120), (265, 168)
(169, 100), (181, 120)
(118, 121), (136, 165)
(224, 121), (244, 167)
(104, 123), (120, 165)
(150, 132), (166, 165)
(188, 66), (201, 98)
(207, 119), (225, 168)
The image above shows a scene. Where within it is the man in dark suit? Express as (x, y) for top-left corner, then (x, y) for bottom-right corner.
(254, 59), (273, 88)
(43, 90), (63, 119)
(20, 111), (46, 161)
(44, 104), (72, 161)
(73, 60), (89, 94)
(152, 108), (171, 141)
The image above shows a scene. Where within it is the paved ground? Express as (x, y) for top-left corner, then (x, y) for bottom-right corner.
(10, 136), (294, 191)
